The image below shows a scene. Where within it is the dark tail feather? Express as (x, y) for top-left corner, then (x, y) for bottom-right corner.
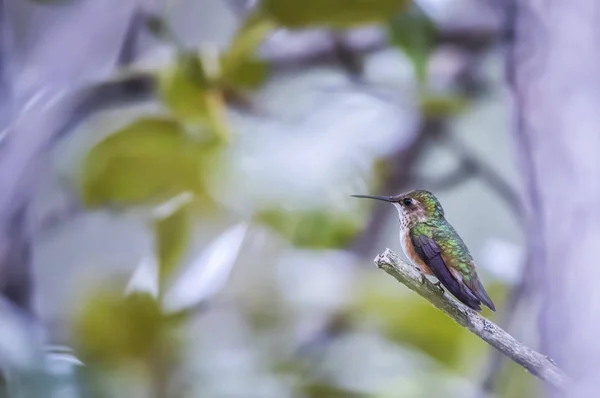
(467, 278), (496, 311)
(442, 267), (482, 311)
(455, 284), (482, 311)
(426, 257), (483, 311)
(440, 277), (482, 311)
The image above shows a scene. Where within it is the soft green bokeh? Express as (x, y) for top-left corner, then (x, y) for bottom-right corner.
(154, 202), (191, 284)
(221, 12), (275, 89)
(81, 117), (218, 207)
(20, 0), (522, 397)
(420, 94), (470, 118)
(74, 291), (180, 367)
(256, 207), (363, 249)
(388, 3), (436, 84)
(157, 54), (214, 126)
(355, 281), (467, 367)
(261, 0), (410, 28)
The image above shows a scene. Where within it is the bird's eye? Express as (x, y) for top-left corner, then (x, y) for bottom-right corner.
(402, 198), (413, 206)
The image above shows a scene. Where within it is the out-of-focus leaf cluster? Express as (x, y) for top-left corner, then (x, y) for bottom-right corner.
(260, 0), (410, 28)
(23, 0), (513, 397)
(256, 207), (362, 249)
(81, 117), (218, 207)
(155, 202), (191, 283)
(388, 2), (436, 84)
(74, 292), (181, 367)
(352, 279), (507, 369)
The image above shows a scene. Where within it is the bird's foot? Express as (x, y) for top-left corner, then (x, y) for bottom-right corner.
(433, 281), (445, 294)
(420, 274), (427, 285)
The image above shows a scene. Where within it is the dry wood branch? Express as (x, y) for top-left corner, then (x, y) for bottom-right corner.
(374, 248), (569, 390)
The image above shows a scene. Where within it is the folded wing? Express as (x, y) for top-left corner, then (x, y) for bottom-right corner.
(410, 234), (483, 311)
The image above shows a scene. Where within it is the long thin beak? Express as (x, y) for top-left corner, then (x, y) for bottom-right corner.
(351, 194), (394, 202)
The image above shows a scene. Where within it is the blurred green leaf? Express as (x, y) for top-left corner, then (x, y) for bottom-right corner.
(256, 208), (361, 249)
(261, 0), (410, 28)
(354, 282), (466, 367)
(222, 58), (269, 89)
(221, 12), (273, 92)
(500, 360), (541, 398)
(355, 278), (507, 370)
(420, 93), (469, 117)
(229, 12), (276, 58)
(81, 117), (212, 207)
(74, 292), (175, 366)
(302, 382), (370, 398)
(158, 53), (231, 141)
(158, 14), (273, 135)
(155, 202), (191, 283)
(388, 2), (436, 83)
(158, 53), (210, 123)
(222, 12), (274, 88)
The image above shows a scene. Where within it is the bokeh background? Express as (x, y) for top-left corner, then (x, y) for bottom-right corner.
(0, 0), (557, 397)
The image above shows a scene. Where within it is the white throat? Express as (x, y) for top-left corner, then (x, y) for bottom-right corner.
(392, 203), (410, 230)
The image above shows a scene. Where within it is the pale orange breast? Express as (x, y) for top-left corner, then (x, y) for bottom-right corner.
(400, 229), (433, 275)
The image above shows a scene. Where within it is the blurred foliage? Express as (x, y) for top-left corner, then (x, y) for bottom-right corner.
(158, 54), (212, 124)
(355, 283), (468, 367)
(500, 361), (540, 398)
(157, 53), (230, 141)
(388, 2), (436, 83)
(24, 0), (521, 397)
(74, 291), (181, 367)
(154, 202), (191, 284)
(221, 12), (275, 89)
(80, 117), (220, 207)
(157, 13), (275, 136)
(256, 207), (362, 249)
(302, 383), (371, 398)
(354, 279), (507, 370)
(261, 0), (410, 28)
(420, 94), (470, 118)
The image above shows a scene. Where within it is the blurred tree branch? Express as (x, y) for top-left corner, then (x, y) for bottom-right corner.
(477, 262), (532, 396)
(475, 0), (533, 395)
(505, 0), (600, 397)
(375, 248), (569, 390)
(0, 1), (156, 313)
(438, 133), (524, 221)
(418, 155), (477, 191)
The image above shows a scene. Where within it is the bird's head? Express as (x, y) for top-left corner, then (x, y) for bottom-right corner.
(352, 190), (444, 226)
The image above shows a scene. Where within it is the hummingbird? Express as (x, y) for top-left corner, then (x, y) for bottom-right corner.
(353, 190), (496, 312)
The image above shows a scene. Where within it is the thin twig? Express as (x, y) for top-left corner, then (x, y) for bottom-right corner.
(439, 133), (524, 221)
(418, 157), (478, 192)
(375, 248), (569, 390)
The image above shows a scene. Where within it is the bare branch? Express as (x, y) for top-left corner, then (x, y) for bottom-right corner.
(477, 268), (531, 396)
(374, 248), (569, 390)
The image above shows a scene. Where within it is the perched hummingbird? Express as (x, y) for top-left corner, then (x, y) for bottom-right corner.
(353, 190), (496, 312)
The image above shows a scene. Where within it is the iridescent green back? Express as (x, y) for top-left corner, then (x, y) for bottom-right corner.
(409, 190), (444, 217)
(410, 218), (476, 282)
